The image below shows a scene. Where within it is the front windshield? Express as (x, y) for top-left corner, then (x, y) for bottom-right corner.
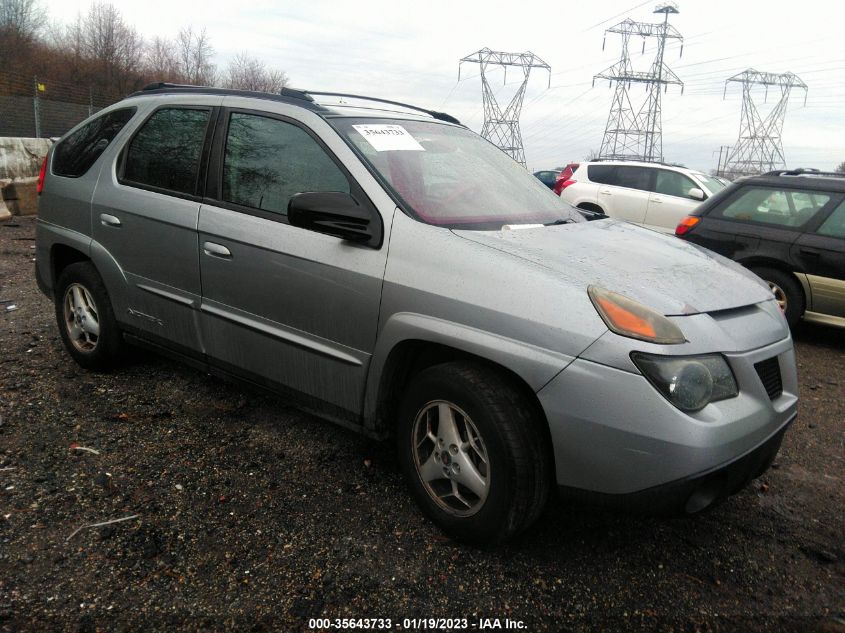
(333, 118), (584, 230)
(695, 173), (728, 194)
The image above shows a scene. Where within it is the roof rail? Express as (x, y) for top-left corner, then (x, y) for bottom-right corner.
(129, 83), (461, 124)
(763, 167), (845, 178)
(304, 91), (462, 125)
(130, 83), (322, 109)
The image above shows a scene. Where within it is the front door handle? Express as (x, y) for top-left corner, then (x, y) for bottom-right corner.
(799, 248), (820, 257)
(100, 213), (121, 227)
(650, 197), (663, 204)
(203, 242), (232, 259)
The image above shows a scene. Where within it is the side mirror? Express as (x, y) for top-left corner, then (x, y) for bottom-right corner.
(688, 187), (706, 201)
(288, 192), (381, 247)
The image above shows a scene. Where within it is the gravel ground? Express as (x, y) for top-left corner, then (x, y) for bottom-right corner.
(1, 216), (843, 632)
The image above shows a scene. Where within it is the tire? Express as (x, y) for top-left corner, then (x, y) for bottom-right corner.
(54, 262), (125, 371)
(396, 361), (552, 545)
(750, 266), (805, 329)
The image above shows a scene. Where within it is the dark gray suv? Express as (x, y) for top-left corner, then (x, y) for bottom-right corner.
(35, 84), (798, 544)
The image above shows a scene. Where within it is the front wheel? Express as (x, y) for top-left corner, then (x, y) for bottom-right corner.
(397, 361), (552, 545)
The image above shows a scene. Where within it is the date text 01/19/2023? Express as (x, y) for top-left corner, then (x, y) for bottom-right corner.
(307, 617), (527, 630)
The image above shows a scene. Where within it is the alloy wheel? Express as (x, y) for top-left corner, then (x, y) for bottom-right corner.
(411, 400), (490, 517)
(63, 283), (101, 352)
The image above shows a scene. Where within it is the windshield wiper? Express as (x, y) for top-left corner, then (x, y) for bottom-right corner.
(544, 219), (572, 226)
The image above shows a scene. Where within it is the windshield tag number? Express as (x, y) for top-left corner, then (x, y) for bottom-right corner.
(352, 124), (425, 152)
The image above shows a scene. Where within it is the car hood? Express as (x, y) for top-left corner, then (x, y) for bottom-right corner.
(452, 219), (773, 316)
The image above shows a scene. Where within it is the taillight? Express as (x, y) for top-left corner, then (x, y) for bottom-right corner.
(553, 179), (576, 196)
(675, 215), (700, 236)
(37, 155), (48, 195)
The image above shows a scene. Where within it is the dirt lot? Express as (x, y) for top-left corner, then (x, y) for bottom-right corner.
(0, 216), (843, 632)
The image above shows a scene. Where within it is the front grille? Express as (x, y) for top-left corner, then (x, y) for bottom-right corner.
(754, 356), (783, 400)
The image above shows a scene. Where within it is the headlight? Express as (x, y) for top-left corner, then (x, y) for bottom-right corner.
(588, 286), (685, 345)
(631, 352), (738, 412)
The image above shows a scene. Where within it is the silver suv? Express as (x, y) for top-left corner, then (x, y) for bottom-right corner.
(35, 84), (797, 544)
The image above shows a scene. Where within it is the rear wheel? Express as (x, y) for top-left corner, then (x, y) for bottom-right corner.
(397, 361), (551, 545)
(55, 262), (125, 371)
(750, 266), (804, 329)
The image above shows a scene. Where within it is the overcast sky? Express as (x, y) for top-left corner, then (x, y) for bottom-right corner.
(47, 0), (845, 173)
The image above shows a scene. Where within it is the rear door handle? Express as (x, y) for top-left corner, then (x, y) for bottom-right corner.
(799, 248), (820, 257)
(99, 213), (121, 227)
(203, 242), (232, 259)
(650, 197), (663, 204)
(599, 188), (612, 195)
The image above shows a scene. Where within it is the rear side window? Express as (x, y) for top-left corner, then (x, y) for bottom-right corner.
(123, 107), (211, 196)
(221, 112), (349, 216)
(588, 165), (615, 185)
(52, 108), (136, 177)
(715, 186), (831, 229)
(817, 199), (845, 239)
(615, 166), (651, 191)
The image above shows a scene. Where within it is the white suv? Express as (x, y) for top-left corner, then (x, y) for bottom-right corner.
(561, 161), (727, 233)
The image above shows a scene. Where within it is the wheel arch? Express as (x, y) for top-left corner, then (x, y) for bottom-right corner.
(737, 257), (809, 305)
(51, 243), (90, 289)
(370, 338), (556, 469)
(576, 201), (606, 216)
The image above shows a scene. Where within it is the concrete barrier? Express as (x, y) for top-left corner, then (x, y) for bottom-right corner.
(0, 137), (52, 219)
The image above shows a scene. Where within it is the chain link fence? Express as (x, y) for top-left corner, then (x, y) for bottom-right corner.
(0, 71), (114, 138)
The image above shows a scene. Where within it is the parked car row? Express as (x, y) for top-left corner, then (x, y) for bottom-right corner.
(537, 158), (844, 332)
(37, 86), (798, 544)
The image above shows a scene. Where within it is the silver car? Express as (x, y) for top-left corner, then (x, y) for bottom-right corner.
(35, 85), (797, 544)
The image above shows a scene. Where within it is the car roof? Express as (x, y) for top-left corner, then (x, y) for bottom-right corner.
(124, 83), (463, 126)
(736, 170), (845, 193)
(582, 160), (699, 173)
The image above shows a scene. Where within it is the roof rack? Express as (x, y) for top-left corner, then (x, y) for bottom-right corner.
(762, 167), (845, 178)
(130, 83), (461, 125)
(130, 83), (324, 111)
(304, 91), (462, 125)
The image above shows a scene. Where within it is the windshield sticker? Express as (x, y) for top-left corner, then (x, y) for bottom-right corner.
(352, 124), (425, 152)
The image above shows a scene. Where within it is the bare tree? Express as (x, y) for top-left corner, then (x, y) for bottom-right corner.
(68, 3), (145, 96)
(223, 51), (288, 93)
(584, 148), (600, 161)
(176, 26), (216, 85)
(835, 161), (845, 173)
(145, 36), (182, 83)
(0, 0), (46, 75)
(0, 0), (44, 42)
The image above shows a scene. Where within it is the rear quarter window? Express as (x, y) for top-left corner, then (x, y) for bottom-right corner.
(588, 165), (615, 185)
(52, 108), (136, 178)
(713, 186), (830, 229)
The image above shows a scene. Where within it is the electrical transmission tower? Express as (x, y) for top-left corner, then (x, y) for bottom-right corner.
(722, 69), (808, 177)
(593, 2), (683, 162)
(459, 48), (551, 166)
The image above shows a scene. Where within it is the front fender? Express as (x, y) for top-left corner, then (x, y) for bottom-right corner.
(362, 311), (576, 429)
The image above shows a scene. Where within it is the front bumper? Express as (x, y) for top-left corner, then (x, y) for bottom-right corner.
(557, 414), (792, 514)
(538, 334), (797, 498)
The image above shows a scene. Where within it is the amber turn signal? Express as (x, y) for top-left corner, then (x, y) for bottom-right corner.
(588, 286), (686, 345)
